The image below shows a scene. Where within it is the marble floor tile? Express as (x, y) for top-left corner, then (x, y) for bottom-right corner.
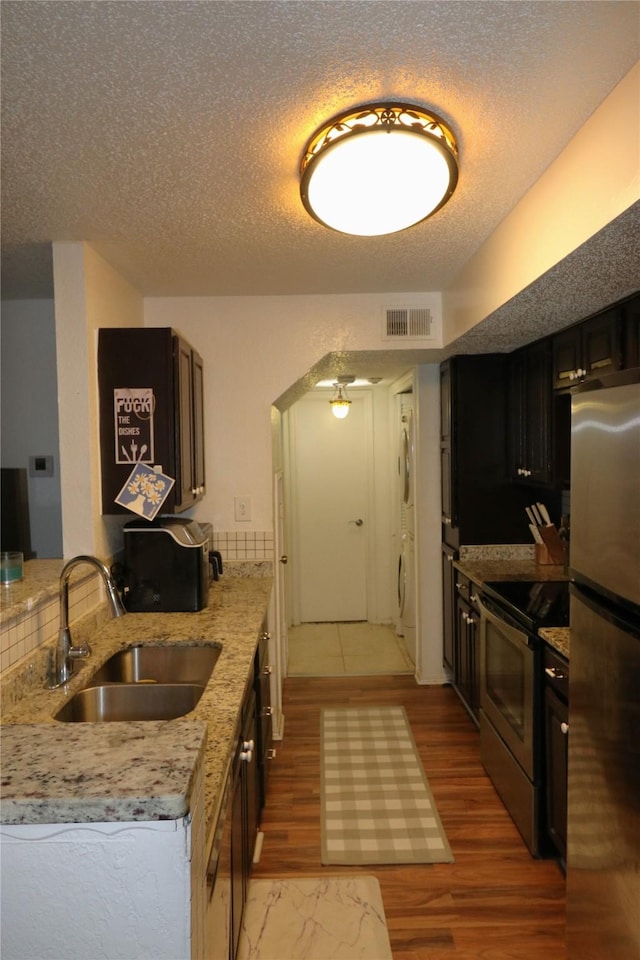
(288, 622), (413, 677)
(289, 624), (342, 651)
(288, 650), (345, 675)
(238, 876), (393, 960)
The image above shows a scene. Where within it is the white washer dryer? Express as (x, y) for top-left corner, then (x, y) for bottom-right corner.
(397, 397), (416, 665)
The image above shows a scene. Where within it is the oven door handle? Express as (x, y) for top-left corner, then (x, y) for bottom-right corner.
(477, 597), (535, 648)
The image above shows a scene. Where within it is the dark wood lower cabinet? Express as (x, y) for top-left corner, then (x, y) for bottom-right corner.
(231, 688), (258, 960)
(254, 626), (274, 809)
(544, 683), (568, 865)
(441, 544), (457, 676)
(444, 565), (480, 725)
(209, 624), (272, 960)
(544, 645), (569, 866)
(455, 598), (479, 722)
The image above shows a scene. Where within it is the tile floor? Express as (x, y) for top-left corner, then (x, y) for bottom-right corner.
(287, 622), (414, 677)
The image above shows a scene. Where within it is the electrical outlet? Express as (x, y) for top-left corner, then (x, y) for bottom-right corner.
(234, 496), (251, 522)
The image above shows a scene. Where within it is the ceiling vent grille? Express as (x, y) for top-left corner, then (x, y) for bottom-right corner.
(383, 307), (433, 340)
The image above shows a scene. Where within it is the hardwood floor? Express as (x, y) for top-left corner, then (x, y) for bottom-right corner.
(253, 675), (567, 960)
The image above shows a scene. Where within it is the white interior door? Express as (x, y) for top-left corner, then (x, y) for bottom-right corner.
(291, 393), (370, 622)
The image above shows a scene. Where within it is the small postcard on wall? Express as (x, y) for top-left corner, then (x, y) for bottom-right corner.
(115, 463), (175, 520)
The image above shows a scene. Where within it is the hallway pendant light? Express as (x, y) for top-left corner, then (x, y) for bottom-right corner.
(300, 102), (458, 236)
(330, 382), (352, 419)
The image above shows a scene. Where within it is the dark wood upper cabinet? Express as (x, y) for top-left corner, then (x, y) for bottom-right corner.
(622, 292), (640, 369)
(98, 327), (205, 515)
(509, 339), (554, 487)
(174, 336), (206, 511)
(552, 305), (623, 390)
(440, 355), (533, 548)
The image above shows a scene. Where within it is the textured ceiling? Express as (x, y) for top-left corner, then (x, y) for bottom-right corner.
(1, 0), (639, 304)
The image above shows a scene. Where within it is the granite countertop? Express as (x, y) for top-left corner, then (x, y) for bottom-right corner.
(539, 627), (570, 659)
(454, 558), (568, 585)
(0, 573), (272, 831)
(1, 559), (70, 623)
(454, 557), (571, 659)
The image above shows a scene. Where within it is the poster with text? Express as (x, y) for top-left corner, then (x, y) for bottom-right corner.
(113, 388), (155, 464)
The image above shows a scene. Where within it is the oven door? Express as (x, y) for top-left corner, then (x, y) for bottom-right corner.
(479, 598), (536, 780)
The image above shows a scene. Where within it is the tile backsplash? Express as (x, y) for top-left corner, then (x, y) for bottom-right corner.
(0, 536), (274, 678)
(211, 531), (274, 562)
(1, 573), (105, 676)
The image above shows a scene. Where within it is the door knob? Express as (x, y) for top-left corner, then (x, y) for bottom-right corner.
(349, 519), (364, 526)
(280, 555), (288, 564)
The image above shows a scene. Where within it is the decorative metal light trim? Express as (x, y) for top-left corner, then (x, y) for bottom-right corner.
(329, 381), (352, 419)
(300, 102), (459, 236)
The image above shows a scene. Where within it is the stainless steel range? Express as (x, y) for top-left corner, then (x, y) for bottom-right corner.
(477, 579), (569, 857)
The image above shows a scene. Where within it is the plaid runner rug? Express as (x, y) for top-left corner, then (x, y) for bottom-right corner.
(321, 705), (454, 865)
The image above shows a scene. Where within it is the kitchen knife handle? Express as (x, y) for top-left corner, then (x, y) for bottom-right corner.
(537, 502), (552, 526)
(531, 504), (543, 525)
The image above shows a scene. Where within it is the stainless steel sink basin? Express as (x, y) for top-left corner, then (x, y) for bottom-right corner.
(87, 643), (221, 688)
(55, 683), (206, 722)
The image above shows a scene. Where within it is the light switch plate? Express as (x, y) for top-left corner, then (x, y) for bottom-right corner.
(234, 496), (251, 521)
(28, 455), (54, 477)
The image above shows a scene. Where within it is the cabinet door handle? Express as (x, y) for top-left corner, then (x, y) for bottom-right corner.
(560, 722), (569, 735)
(263, 665), (272, 676)
(267, 748), (277, 760)
(262, 706), (273, 717)
(260, 631), (271, 641)
(545, 666), (568, 681)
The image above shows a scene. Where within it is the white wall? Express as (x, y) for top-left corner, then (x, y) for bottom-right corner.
(0, 299), (63, 558)
(52, 241), (143, 559)
(443, 61), (640, 342)
(413, 364), (446, 685)
(144, 293), (441, 532)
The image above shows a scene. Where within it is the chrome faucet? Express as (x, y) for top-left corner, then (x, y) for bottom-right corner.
(47, 555), (126, 689)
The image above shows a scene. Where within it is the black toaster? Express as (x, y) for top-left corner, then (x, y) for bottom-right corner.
(122, 517), (210, 612)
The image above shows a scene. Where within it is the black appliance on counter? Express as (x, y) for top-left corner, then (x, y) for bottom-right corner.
(122, 517), (210, 612)
(477, 578), (569, 857)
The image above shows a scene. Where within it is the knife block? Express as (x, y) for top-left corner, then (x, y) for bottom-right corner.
(535, 543), (554, 565)
(536, 525), (567, 565)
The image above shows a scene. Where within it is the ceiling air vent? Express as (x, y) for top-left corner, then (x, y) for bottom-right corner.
(384, 307), (433, 340)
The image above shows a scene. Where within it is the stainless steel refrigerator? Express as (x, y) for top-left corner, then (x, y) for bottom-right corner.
(567, 368), (640, 960)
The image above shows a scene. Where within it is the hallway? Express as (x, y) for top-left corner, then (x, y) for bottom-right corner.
(287, 621), (414, 677)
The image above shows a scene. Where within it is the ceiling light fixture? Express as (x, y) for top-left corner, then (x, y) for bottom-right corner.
(300, 102), (458, 237)
(329, 377), (354, 419)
